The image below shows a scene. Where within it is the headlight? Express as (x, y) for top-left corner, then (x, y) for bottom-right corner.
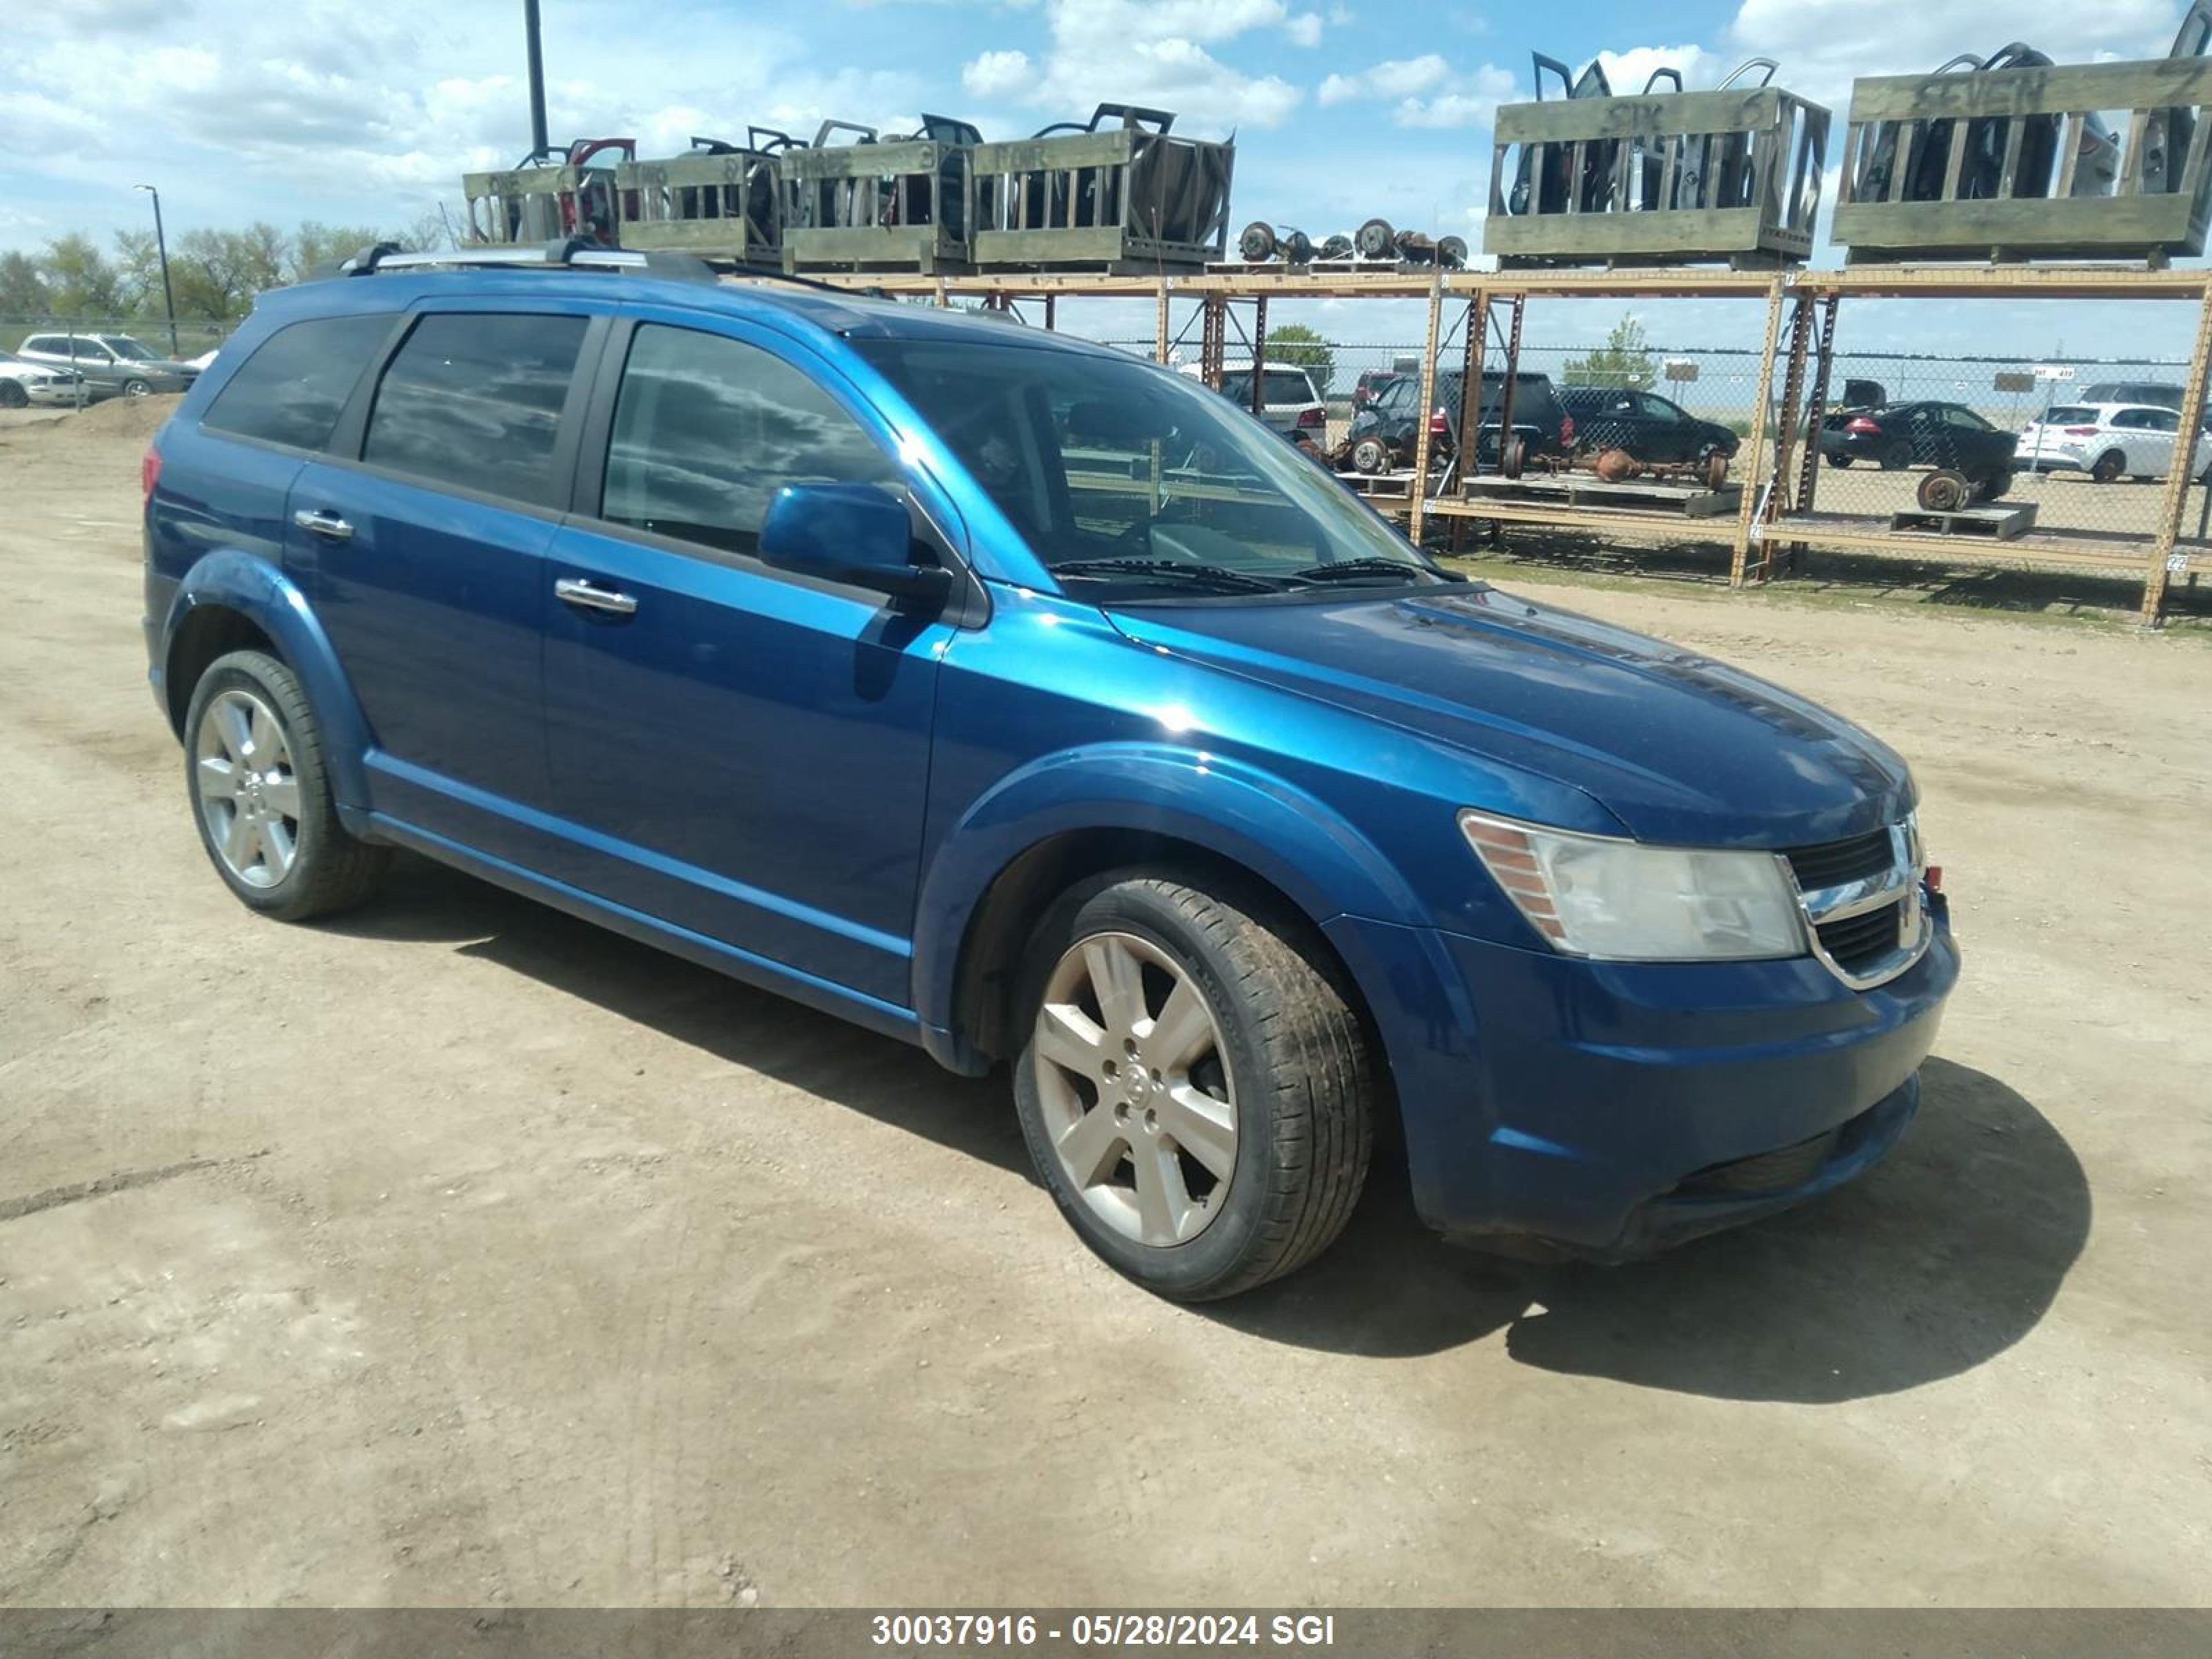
(1459, 809), (1806, 962)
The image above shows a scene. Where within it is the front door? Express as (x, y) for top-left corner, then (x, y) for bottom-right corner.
(538, 319), (957, 1006)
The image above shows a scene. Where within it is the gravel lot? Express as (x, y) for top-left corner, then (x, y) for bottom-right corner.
(3, 401), (2207, 1609)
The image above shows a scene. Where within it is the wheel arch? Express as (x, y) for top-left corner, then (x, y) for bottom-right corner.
(913, 746), (1425, 1080)
(161, 551), (375, 809)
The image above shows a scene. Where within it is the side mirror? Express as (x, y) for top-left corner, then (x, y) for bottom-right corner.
(758, 482), (953, 609)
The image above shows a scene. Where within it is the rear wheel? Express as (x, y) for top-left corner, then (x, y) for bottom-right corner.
(122, 377), (153, 397)
(0, 381), (26, 409)
(184, 650), (388, 921)
(1013, 874), (1372, 1302)
(2091, 449), (2125, 483)
(1828, 453), (1853, 468)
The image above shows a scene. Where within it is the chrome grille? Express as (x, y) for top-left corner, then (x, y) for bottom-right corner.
(1785, 816), (1929, 991)
(1783, 828), (1894, 891)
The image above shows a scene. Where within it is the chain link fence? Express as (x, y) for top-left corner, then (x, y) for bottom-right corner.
(3, 315), (241, 361)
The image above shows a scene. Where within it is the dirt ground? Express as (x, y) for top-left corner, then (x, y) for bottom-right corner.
(2, 402), (2207, 1610)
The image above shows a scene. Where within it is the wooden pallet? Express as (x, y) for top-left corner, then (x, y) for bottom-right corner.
(1461, 474), (1744, 518)
(1340, 469), (1422, 499)
(1887, 501), (2038, 539)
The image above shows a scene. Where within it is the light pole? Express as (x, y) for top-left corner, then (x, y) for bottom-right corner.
(134, 184), (179, 358)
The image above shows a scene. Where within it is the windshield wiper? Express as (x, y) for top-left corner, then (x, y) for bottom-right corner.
(1289, 556), (1452, 585)
(1050, 558), (1293, 594)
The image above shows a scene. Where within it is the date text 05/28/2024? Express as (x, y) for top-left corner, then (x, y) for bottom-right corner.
(871, 1613), (1338, 1648)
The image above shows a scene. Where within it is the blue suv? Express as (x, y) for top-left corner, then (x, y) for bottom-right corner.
(143, 245), (1958, 1301)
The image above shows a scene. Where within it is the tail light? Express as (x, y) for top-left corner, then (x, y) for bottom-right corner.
(1845, 416), (1881, 435)
(1924, 865), (1943, 894)
(140, 444), (162, 505)
(2063, 425), (2098, 435)
(1297, 406), (1324, 429)
(1428, 409), (1448, 435)
(1561, 414), (1575, 445)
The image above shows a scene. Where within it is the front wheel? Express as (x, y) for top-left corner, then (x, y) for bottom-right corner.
(1013, 874), (1372, 1301)
(2090, 449), (2125, 483)
(184, 649), (388, 921)
(0, 381), (26, 409)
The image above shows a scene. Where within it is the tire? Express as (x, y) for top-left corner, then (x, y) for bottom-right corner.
(2091, 449), (2125, 483)
(1012, 872), (1372, 1302)
(1880, 443), (1911, 471)
(182, 649), (388, 921)
(0, 381), (26, 409)
(1976, 469), (2014, 503)
(1828, 453), (1853, 468)
(1501, 435), (1528, 479)
(123, 377), (153, 397)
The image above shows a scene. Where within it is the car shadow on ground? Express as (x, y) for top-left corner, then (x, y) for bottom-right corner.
(329, 856), (2088, 1405)
(1207, 1054), (2090, 1401)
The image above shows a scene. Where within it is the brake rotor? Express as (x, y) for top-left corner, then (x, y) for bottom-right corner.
(1702, 448), (1731, 491)
(1917, 468), (1971, 513)
(1355, 216), (1396, 259)
(1350, 435), (1391, 475)
(1238, 221), (1277, 261)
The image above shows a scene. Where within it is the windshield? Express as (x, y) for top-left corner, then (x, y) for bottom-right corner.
(104, 337), (159, 360)
(857, 337), (1444, 601)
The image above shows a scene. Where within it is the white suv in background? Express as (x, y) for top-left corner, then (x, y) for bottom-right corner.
(1181, 359), (1327, 440)
(2017, 402), (2212, 483)
(0, 349), (86, 408)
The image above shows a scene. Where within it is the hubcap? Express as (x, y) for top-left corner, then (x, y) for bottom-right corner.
(1033, 931), (1237, 1248)
(194, 688), (301, 888)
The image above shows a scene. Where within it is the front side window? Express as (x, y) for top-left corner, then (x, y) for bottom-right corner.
(363, 312), (586, 503)
(203, 314), (393, 452)
(601, 324), (897, 557)
(859, 336), (1443, 601)
(105, 337), (158, 361)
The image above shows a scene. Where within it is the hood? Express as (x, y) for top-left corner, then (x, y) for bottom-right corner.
(1107, 585), (1914, 848)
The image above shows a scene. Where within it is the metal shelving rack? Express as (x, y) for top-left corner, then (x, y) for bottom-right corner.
(736, 263), (2212, 623)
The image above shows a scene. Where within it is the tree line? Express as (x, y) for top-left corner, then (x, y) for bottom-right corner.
(0, 216), (449, 324)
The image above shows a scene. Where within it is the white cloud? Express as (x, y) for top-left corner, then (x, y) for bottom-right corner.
(1594, 46), (1714, 97)
(1319, 54), (1449, 104)
(958, 0), (1302, 132)
(1284, 12), (1322, 48)
(963, 50), (1033, 100)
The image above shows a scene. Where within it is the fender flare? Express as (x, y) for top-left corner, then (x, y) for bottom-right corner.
(910, 742), (1428, 1042)
(162, 550), (375, 810)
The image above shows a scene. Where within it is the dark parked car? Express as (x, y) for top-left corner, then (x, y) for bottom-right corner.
(1342, 368), (1572, 474)
(1558, 386), (1738, 463)
(143, 246), (1955, 1301)
(1819, 400), (2018, 489)
(1351, 368), (1407, 411)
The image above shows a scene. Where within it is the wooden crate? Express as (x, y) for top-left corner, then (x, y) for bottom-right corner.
(966, 115), (1233, 271)
(1483, 87), (1829, 267)
(462, 158), (628, 245)
(615, 145), (781, 262)
(1834, 58), (2212, 262)
(780, 129), (972, 272)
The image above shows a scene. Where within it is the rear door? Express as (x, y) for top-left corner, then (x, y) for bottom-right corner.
(285, 303), (601, 858)
(2119, 407), (2178, 476)
(535, 315), (959, 1004)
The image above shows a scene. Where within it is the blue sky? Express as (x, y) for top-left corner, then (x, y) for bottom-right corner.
(2, 1), (2200, 359)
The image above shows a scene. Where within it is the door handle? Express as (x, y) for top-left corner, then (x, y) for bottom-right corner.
(555, 577), (639, 617)
(292, 508), (353, 541)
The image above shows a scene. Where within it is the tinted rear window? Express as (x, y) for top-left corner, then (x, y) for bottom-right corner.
(363, 313), (587, 503)
(2043, 406), (2096, 424)
(1221, 370), (1313, 404)
(202, 314), (393, 451)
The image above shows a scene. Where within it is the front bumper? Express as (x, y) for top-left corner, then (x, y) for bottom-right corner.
(1324, 900), (1958, 1255)
(23, 382), (82, 406)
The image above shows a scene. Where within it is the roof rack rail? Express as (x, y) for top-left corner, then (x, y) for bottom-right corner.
(326, 238), (718, 282)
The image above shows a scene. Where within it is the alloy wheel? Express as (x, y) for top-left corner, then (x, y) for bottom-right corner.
(1032, 930), (1238, 1247)
(194, 687), (302, 888)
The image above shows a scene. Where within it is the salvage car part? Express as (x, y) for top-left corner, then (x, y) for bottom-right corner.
(968, 104), (1234, 271)
(781, 115), (977, 270)
(616, 133), (782, 261)
(463, 137), (637, 245)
